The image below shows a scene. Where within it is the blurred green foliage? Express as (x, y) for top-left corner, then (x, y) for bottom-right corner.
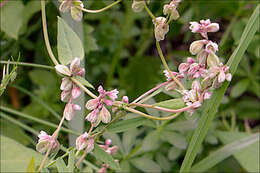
(0, 0), (259, 172)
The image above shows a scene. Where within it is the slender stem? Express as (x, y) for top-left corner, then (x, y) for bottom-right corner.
(0, 112), (38, 135)
(76, 148), (89, 167)
(38, 145), (52, 171)
(130, 102), (193, 113)
(156, 41), (185, 90)
(52, 114), (66, 139)
(0, 61), (54, 70)
(71, 77), (97, 99)
(41, 0), (59, 65)
(79, 0), (121, 13)
(144, 3), (156, 21)
(124, 106), (181, 121)
(132, 81), (170, 103)
(0, 106), (80, 135)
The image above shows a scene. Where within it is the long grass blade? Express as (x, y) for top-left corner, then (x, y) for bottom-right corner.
(180, 5), (260, 172)
(191, 133), (259, 172)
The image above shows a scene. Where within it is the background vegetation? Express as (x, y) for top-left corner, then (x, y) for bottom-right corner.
(0, 0), (259, 172)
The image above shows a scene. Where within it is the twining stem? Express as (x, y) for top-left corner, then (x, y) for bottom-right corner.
(41, 0), (59, 66)
(124, 106), (181, 121)
(38, 113), (66, 171)
(156, 41), (186, 90)
(0, 61), (54, 70)
(130, 102), (193, 113)
(144, 3), (156, 21)
(132, 81), (170, 103)
(71, 77), (97, 99)
(38, 144), (52, 171)
(79, 0), (121, 13)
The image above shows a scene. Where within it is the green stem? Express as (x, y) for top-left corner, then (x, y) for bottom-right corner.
(0, 112), (38, 136)
(144, 3), (156, 21)
(80, 0), (121, 13)
(71, 77), (97, 99)
(41, 0), (59, 65)
(0, 61), (54, 70)
(0, 106), (80, 135)
(156, 41), (185, 90)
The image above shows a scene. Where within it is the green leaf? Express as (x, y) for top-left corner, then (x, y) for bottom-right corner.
(67, 150), (75, 172)
(84, 24), (98, 54)
(156, 153), (171, 172)
(168, 147), (182, 161)
(142, 130), (161, 151)
(191, 132), (259, 172)
(180, 5), (260, 172)
(57, 17), (84, 65)
(230, 79), (250, 98)
(165, 120), (197, 132)
(0, 0), (24, 39)
(56, 158), (68, 173)
(153, 98), (185, 109)
(0, 135), (45, 172)
(130, 157), (161, 173)
(26, 157), (35, 173)
(161, 130), (187, 149)
(108, 117), (147, 133)
(74, 76), (94, 89)
(216, 131), (260, 172)
(93, 144), (120, 170)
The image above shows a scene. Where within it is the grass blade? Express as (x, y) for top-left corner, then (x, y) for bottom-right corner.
(191, 133), (259, 172)
(180, 5), (260, 172)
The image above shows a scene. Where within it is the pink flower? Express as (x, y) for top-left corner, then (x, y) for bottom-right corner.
(163, 70), (184, 91)
(163, 0), (181, 21)
(76, 132), (95, 153)
(189, 19), (219, 39)
(36, 131), (59, 154)
(85, 86), (118, 126)
(153, 17), (169, 41)
(99, 139), (118, 155)
(63, 101), (81, 121)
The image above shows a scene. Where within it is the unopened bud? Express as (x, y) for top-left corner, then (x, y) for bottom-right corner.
(55, 65), (72, 76)
(132, 0), (145, 12)
(207, 53), (220, 67)
(190, 40), (205, 55)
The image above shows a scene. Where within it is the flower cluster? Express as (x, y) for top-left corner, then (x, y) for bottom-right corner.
(163, 20), (231, 114)
(98, 139), (118, 173)
(85, 86), (119, 126)
(132, 0), (181, 41)
(75, 132), (94, 153)
(58, 0), (84, 21)
(36, 131), (59, 154)
(55, 57), (85, 121)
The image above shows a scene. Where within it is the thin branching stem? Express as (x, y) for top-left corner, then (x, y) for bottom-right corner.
(79, 0), (122, 13)
(0, 61), (54, 69)
(41, 0), (59, 65)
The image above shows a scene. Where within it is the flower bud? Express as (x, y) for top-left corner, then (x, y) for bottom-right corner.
(71, 86), (81, 99)
(178, 63), (189, 74)
(218, 70), (226, 83)
(122, 96), (129, 104)
(64, 102), (81, 121)
(61, 90), (71, 102)
(86, 109), (98, 123)
(189, 22), (200, 33)
(191, 80), (201, 92)
(55, 65), (72, 76)
(132, 0), (145, 12)
(76, 132), (89, 151)
(107, 89), (119, 101)
(226, 73), (232, 81)
(36, 131), (59, 154)
(165, 81), (177, 91)
(197, 50), (208, 65)
(207, 53), (220, 67)
(205, 41), (218, 53)
(189, 40), (205, 55)
(60, 77), (73, 91)
(153, 17), (169, 41)
(59, 0), (71, 13)
(85, 98), (98, 110)
(105, 139), (112, 146)
(206, 23), (219, 32)
(204, 90), (211, 100)
(70, 57), (81, 73)
(100, 106), (111, 124)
